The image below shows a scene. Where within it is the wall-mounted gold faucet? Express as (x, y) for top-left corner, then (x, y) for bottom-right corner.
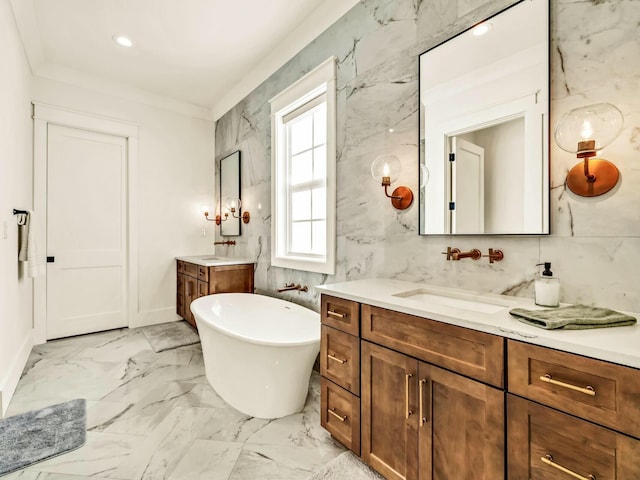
(442, 247), (481, 261)
(277, 283), (308, 293)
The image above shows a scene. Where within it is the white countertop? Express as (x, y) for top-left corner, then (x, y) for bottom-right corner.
(176, 255), (254, 267)
(316, 278), (640, 370)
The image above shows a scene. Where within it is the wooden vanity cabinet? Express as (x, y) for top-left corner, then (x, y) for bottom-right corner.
(320, 295), (504, 480)
(320, 293), (640, 480)
(176, 260), (254, 329)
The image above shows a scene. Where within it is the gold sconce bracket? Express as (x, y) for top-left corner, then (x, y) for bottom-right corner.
(566, 158), (620, 197)
(204, 212), (227, 225)
(383, 183), (413, 210)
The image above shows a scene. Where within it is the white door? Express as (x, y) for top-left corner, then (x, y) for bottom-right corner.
(451, 137), (485, 234)
(46, 124), (128, 339)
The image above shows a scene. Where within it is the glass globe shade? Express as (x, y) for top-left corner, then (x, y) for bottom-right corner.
(371, 154), (401, 183)
(554, 103), (623, 153)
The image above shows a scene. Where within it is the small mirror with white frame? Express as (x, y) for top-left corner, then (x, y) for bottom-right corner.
(219, 150), (241, 236)
(419, 0), (549, 235)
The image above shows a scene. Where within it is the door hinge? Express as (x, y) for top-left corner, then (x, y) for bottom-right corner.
(47, 256), (55, 263)
(449, 153), (455, 162)
(448, 202), (456, 211)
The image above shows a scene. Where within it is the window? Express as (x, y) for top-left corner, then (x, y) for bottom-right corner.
(271, 57), (336, 274)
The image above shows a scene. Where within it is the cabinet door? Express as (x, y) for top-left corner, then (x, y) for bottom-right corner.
(183, 276), (198, 329)
(362, 341), (419, 480)
(176, 272), (185, 319)
(508, 394), (640, 480)
(419, 364), (504, 480)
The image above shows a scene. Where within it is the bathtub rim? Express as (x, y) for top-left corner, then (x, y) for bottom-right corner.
(191, 293), (320, 348)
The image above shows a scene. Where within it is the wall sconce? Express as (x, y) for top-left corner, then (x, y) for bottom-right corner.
(204, 199), (250, 225)
(554, 102), (623, 197)
(370, 154), (413, 210)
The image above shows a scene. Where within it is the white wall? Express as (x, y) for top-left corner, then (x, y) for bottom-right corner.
(0, 0), (35, 415)
(32, 78), (217, 328)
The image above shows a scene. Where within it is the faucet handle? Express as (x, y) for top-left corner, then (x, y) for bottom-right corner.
(482, 248), (504, 263)
(441, 247), (461, 261)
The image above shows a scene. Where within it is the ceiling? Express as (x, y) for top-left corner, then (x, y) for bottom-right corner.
(11, 0), (358, 119)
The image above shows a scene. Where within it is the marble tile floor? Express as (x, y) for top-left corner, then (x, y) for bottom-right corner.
(4, 327), (345, 480)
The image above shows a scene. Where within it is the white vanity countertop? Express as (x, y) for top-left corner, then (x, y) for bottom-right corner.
(316, 278), (640, 370)
(176, 255), (254, 267)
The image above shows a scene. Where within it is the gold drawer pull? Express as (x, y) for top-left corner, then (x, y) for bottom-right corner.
(540, 374), (596, 396)
(541, 455), (596, 480)
(419, 378), (429, 426)
(328, 408), (347, 422)
(327, 353), (347, 364)
(405, 373), (413, 419)
(327, 310), (346, 319)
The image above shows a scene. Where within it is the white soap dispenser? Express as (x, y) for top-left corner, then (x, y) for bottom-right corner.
(535, 262), (560, 307)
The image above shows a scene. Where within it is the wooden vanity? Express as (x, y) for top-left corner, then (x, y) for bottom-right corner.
(318, 280), (640, 480)
(176, 257), (254, 328)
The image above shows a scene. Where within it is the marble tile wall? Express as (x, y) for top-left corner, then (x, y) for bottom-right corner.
(215, 0), (640, 313)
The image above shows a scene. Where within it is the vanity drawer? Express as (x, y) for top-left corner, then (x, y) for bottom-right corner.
(197, 265), (209, 282)
(177, 260), (185, 273)
(321, 325), (360, 395)
(183, 262), (198, 278)
(320, 377), (360, 456)
(321, 295), (360, 336)
(508, 394), (640, 479)
(362, 304), (504, 387)
(508, 340), (640, 438)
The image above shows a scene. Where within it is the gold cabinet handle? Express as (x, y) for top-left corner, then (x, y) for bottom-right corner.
(327, 310), (346, 319)
(327, 353), (347, 364)
(405, 373), (413, 419)
(419, 378), (429, 426)
(540, 374), (596, 396)
(541, 455), (596, 480)
(328, 408), (347, 422)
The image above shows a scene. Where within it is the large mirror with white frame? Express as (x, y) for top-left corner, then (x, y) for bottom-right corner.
(419, 0), (549, 235)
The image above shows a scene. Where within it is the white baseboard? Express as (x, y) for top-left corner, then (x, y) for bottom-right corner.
(0, 333), (34, 417)
(131, 307), (180, 328)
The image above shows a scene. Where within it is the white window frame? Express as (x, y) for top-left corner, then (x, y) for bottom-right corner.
(270, 57), (336, 274)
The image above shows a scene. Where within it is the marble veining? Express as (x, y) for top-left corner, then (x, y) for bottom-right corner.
(4, 327), (345, 480)
(215, 0), (640, 314)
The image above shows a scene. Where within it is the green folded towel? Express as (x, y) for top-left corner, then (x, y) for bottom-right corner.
(509, 304), (637, 330)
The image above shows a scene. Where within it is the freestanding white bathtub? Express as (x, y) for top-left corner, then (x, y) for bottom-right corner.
(190, 293), (320, 419)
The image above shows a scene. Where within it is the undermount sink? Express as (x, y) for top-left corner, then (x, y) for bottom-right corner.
(393, 287), (515, 314)
(200, 257), (220, 261)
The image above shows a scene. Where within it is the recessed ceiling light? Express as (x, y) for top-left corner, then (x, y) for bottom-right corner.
(472, 22), (492, 37)
(112, 35), (133, 48)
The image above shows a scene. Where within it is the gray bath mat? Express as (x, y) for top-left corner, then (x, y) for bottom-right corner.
(307, 452), (385, 480)
(141, 320), (200, 352)
(0, 399), (86, 476)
